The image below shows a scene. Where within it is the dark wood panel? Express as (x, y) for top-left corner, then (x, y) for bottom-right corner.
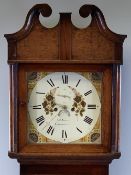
(20, 164), (109, 175)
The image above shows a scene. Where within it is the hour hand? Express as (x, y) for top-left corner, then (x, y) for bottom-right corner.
(55, 102), (66, 108)
(58, 108), (70, 117)
(57, 94), (71, 99)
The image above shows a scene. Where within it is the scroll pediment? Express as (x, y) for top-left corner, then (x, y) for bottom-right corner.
(5, 4), (127, 64)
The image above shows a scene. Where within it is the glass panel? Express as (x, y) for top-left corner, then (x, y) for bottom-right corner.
(27, 72), (102, 144)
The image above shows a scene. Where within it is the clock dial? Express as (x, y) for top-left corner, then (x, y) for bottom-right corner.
(28, 72), (101, 143)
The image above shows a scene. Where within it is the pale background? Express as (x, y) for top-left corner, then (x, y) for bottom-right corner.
(0, 0), (130, 174)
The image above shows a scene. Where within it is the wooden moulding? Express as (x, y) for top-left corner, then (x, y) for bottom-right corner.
(4, 4), (126, 64)
(8, 151), (121, 165)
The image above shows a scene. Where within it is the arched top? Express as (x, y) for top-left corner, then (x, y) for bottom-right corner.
(4, 4), (127, 64)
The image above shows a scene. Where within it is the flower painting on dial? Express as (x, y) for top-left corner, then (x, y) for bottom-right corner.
(27, 72), (102, 144)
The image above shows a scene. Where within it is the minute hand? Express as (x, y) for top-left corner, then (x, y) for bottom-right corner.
(42, 112), (60, 130)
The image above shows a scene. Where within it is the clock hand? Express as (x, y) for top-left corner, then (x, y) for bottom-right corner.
(42, 111), (60, 130)
(57, 94), (71, 99)
(49, 112), (60, 122)
(58, 108), (70, 117)
(55, 102), (67, 109)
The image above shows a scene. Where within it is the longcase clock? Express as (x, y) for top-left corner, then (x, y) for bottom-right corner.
(5, 4), (127, 175)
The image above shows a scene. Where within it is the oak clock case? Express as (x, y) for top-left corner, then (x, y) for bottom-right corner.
(5, 3), (126, 175)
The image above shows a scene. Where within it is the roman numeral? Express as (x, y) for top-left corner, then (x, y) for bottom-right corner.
(47, 79), (55, 87)
(62, 74), (68, 84)
(76, 79), (81, 87)
(36, 92), (45, 94)
(47, 126), (54, 135)
(84, 90), (92, 96)
(36, 115), (45, 126)
(87, 104), (96, 109)
(62, 130), (67, 138)
(76, 127), (82, 133)
(84, 116), (93, 124)
(33, 105), (41, 109)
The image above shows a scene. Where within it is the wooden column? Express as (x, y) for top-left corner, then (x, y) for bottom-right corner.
(59, 13), (72, 60)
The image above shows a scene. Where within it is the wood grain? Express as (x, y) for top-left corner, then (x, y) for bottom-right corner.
(72, 22), (115, 60)
(17, 21), (59, 60)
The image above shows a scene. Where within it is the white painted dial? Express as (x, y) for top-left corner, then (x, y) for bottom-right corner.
(28, 72), (101, 143)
